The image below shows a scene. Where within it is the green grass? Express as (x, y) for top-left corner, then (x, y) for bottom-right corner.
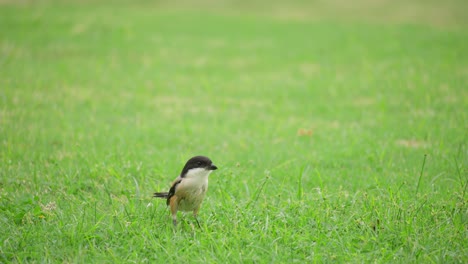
(1, 0), (467, 262)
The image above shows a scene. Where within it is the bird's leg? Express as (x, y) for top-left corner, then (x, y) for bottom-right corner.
(194, 216), (201, 228)
(193, 208), (201, 228)
(169, 196), (178, 227)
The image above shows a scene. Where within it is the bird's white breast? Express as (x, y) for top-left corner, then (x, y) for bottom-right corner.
(176, 168), (212, 211)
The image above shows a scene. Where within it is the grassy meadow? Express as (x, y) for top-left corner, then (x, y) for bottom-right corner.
(1, 0), (467, 262)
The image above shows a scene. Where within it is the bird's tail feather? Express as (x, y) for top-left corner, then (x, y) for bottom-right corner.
(153, 192), (169, 198)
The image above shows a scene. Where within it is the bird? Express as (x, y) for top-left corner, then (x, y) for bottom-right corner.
(153, 155), (218, 227)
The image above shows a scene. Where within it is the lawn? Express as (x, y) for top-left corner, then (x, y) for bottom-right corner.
(0, 0), (467, 262)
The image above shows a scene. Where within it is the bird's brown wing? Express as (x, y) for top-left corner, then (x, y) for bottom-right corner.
(166, 177), (182, 206)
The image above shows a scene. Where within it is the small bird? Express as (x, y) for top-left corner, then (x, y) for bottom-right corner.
(153, 156), (218, 227)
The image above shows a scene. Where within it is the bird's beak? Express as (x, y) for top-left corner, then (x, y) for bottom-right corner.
(209, 164), (218, 170)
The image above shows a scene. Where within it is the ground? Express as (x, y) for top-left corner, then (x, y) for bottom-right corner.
(0, 0), (467, 262)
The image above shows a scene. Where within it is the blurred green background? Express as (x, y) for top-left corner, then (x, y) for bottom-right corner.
(1, 0), (467, 262)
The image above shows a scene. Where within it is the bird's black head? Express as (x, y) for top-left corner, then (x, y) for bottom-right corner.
(180, 156), (217, 177)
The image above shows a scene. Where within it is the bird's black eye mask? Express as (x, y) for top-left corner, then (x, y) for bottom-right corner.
(180, 156), (214, 177)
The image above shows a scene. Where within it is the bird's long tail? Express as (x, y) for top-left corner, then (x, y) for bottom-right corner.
(153, 192), (169, 198)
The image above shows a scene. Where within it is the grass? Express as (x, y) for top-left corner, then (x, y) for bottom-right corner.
(1, 0), (467, 262)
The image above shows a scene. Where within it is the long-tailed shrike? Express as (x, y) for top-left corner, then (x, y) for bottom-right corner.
(153, 156), (217, 227)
